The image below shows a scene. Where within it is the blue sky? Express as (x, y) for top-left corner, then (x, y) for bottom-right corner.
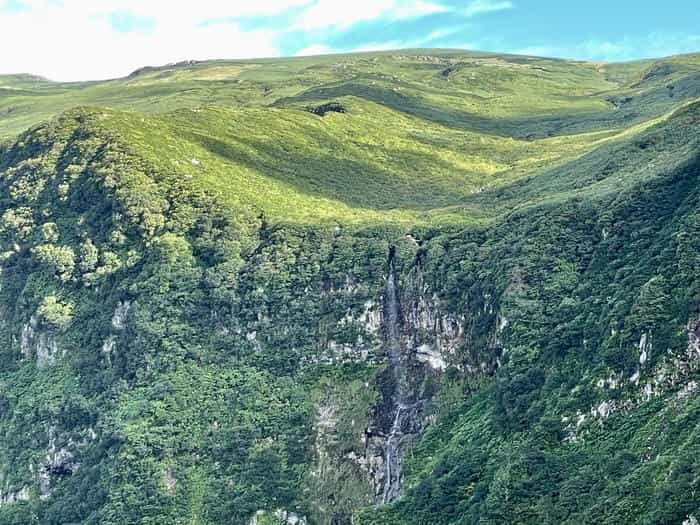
(1, 0), (698, 80)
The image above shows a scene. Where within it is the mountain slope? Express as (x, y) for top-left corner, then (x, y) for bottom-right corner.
(2, 50), (700, 139)
(0, 50), (699, 525)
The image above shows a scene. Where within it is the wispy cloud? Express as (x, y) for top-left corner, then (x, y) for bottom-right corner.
(512, 32), (700, 61)
(290, 0), (511, 57)
(0, 0), (29, 14)
(293, 0), (448, 31)
(461, 0), (513, 17)
(295, 43), (334, 56)
(292, 0), (513, 30)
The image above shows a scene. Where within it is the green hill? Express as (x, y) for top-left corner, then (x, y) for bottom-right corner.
(0, 50), (699, 525)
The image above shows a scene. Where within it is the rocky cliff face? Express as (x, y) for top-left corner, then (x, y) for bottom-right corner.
(370, 247), (419, 504)
(363, 247), (461, 503)
(306, 244), (505, 514)
(299, 242), (494, 522)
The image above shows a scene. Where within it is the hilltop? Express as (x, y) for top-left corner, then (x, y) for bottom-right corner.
(2, 50), (699, 224)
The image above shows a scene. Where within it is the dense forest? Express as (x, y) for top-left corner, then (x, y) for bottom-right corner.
(0, 50), (699, 524)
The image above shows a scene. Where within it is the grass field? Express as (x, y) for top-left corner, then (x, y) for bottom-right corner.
(2, 49), (699, 224)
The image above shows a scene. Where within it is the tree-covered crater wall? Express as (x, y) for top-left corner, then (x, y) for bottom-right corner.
(0, 114), (492, 524)
(0, 103), (698, 525)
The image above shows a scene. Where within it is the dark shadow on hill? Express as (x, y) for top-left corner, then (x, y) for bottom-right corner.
(180, 131), (481, 211)
(273, 72), (700, 139)
(458, 101), (700, 214)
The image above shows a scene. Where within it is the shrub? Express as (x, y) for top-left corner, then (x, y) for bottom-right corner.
(32, 244), (76, 282)
(37, 294), (74, 330)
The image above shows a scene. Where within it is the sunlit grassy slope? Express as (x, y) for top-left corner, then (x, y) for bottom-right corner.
(2, 49), (699, 223)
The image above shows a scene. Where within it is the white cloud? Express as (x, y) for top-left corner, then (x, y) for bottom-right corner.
(0, 0), (517, 80)
(462, 0), (514, 17)
(352, 41), (403, 53)
(511, 33), (700, 61)
(421, 26), (465, 43)
(294, 44), (335, 56)
(303, 26), (467, 57)
(393, 0), (449, 19)
(0, 2), (281, 80)
(294, 0), (393, 30)
(12, 0), (315, 22)
(293, 0), (447, 30)
(291, 0), (511, 31)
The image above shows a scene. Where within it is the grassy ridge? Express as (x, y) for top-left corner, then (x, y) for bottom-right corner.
(2, 50), (699, 140)
(2, 49), (698, 225)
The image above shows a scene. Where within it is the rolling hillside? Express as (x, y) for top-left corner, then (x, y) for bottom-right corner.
(3, 50), (699, 224)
